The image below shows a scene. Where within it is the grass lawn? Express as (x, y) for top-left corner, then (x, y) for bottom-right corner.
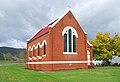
(0, 61), (120, 82)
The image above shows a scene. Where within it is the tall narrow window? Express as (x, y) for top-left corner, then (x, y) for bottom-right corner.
(68, 29), (72, 52)
(73, 35), (76, 52)
(44, 42), (46, 55)
(64, 33), (67, 52)
(62, 26), (78, 54)
(38, 45), (40, 56)
(33, 47), (34, 57)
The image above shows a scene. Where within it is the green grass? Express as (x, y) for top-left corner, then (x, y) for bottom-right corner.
(0, 62), (120, 82)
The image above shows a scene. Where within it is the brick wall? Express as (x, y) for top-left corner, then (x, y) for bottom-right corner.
(26, 10), (93, 71)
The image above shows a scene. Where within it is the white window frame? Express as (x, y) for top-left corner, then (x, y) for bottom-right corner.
(32, 45), (35, 60)
(42, 40), (47, 56)
(62, 26), (78, 54)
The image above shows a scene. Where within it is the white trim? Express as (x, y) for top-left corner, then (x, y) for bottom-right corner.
(31, 45), (35, 51)
(27, 40), (47, 60)
(28, 40), (47, 51)
(27, 27), (44, 41)
(63, 52), (77, 55)
(62, 26), (78, 53)
(28, 47), (31, 51)
(29, 57), (32, 60)
(32, 46), (35, 57)
(87, 50), (90, 65)
(26, 61), (92, 64)
(48, 9), (87, 35)
(35, 46), (37, 49)
(87, 40), (93, 46)
(84, 32), (87, 34)
(87, 50), (90, 54)
(42, 40), (47, 46)
(49, 9), (72, 28)
(42, 55), (46, 57)
(62, 26), (78, 38)
(36, 43), (42, 48)
(88, 60), (91, 65)
(32, 56), (36, 60)
(37, 56), (42, 59)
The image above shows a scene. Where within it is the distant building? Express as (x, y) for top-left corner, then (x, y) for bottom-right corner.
(26, 9), (93, 71)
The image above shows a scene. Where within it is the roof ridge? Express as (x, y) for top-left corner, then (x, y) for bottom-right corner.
(27, 27), (44, 41)
(27, 19), (58, 42)
(49, 9), (72, 28)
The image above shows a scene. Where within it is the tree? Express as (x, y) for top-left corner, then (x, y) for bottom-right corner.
(110, 33), (120, 56)
(0, 52), (4, 60)
(90, 32), (120, 60)
(19, 51), (25, 62)
(5, 53), (13, 61)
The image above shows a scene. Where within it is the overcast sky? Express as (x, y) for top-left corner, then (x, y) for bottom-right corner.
(0, 0), (120, 48)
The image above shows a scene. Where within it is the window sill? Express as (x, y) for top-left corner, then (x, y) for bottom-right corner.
(37, 56), (42, 59)
(29, 57), (32, 60)
(42, 55), (46, 57)
(63, 52), (78, 55)
(32, 56), (37, 60)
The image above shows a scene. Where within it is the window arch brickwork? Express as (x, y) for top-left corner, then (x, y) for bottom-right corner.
(62, 26), (78, 54)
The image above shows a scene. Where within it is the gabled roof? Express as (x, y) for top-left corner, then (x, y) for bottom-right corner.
(27, 9), (87, 42)
(27, 19), (58, 42)
(87, 40), (93, 46)
(48, 9), (87, 34)
(48, 9), (71, 28)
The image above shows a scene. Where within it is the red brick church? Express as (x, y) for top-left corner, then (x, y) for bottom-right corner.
(26, 9), (93, 71)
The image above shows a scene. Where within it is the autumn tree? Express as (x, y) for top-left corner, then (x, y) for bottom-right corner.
(5, 53), (13, 61)
(90, 32), (120, 60)
(109, 33), (120, 56)
(19, 51), (25, 62)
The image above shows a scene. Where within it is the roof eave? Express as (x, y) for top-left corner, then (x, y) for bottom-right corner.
(87, 40), (93, 46)
(27, 27), (44, 42)
(49, 9), (88, 35)
(48, 9), (72, 28)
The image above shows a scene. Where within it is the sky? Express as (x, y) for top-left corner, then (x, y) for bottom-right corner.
(0, 0), (120, 48)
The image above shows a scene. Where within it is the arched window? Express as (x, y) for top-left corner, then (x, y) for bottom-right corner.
(44, 42), (46, 55)
(64, 33), (67, 52)
(32, 47), (35, 57)
(68, 29), (72, 52)
(62, 26), (78, 54)
(38, 45), (40, 56)
(73, 35), (76, 52)
(42, 40), (47, 56)
(28, 46), (33, 60)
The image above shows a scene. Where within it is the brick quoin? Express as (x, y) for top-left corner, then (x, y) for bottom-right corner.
(26, 9), (93, 71)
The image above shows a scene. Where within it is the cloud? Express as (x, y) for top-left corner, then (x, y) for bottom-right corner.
(0, 10), (5, 18)
(0, 0), (120, 48)
(0, 38), (26, 48)
(73, 0), (120, 38)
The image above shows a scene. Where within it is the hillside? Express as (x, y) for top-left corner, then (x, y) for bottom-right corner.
(0, 47), (26, 56)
